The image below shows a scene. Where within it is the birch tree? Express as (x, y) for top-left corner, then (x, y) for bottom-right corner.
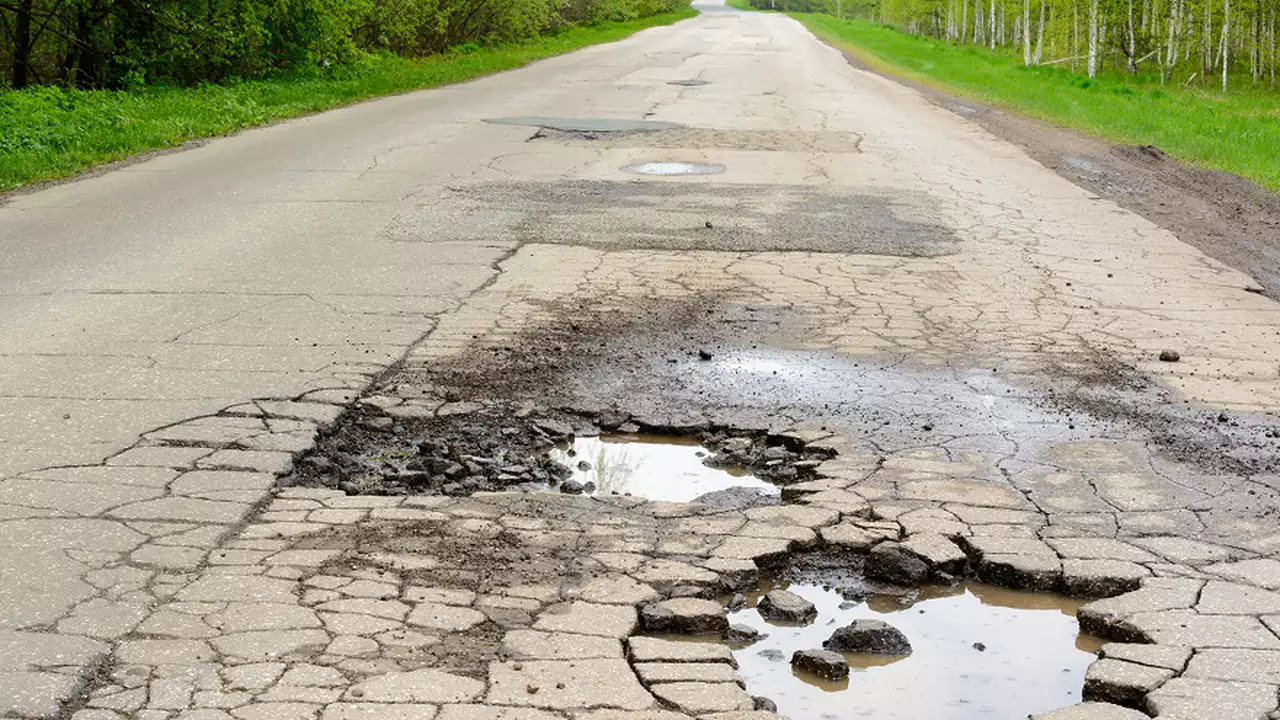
(866, 0), (1278, 91)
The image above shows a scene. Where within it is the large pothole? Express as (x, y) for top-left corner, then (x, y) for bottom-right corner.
(284, 404), (833, 499)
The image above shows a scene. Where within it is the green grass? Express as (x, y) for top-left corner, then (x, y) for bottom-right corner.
(792, 14), (1280, 190)
(0, 8), (696, 193)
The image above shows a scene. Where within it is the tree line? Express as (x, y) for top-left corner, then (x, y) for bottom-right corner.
(0, 0), (686, 89)
(751, 0), (1277, 89)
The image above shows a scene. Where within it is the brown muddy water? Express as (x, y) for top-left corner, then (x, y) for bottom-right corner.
(547, 434), (779, 502)
(730, 581), (1103, 719)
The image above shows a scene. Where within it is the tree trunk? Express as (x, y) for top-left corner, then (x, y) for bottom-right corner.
(1089, 0), (1100, 77)
(1128, 0), (1138, 71)
(1024, 0), (1033, 63)
(991, 0), (997, 47)
(1221, 0), (1230, 90)
(12, 0), (34, 89)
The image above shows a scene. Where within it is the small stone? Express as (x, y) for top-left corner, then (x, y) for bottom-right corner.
(791, 648), (850, 679)
(698, 350), (714, 361)
(526, 683), (539, 694)
(973, 642), (987, 652)
(560, 480), (585, 495)
(824, 619), (912, 656)
(1159, 350), (1181, 362)
(726, 624), (763, 644)
(753, 696), (779, 712)
(757, 590), (817, 623)
(757, 649), (785, 662)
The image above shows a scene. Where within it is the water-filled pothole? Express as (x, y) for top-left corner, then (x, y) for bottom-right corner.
(623, 161), (726, 176)
(547, 434), (779, 502)
(730, 581), (1103, 719)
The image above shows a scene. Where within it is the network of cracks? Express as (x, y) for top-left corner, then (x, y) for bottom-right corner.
(273, 395), (1256, 719)
(257, 296), (1280, 719)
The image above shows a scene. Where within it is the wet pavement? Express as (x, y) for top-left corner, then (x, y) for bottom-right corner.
(2, 0), (1280, 719)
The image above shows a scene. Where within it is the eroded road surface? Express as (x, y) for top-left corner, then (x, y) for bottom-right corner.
(3, 2), (1280, 719)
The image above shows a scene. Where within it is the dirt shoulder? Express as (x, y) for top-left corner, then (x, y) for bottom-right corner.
(824, 40), (1280, 299)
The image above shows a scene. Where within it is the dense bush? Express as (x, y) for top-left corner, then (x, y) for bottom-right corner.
(0, 0), (689, 89)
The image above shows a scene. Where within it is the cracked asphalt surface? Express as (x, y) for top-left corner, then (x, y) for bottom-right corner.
(2, 1), (1280, 719)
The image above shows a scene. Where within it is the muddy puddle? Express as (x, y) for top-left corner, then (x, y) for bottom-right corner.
(730, 581), (1102, 719)
(546, 434), (778, 502)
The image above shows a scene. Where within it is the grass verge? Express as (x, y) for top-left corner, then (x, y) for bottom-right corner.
(793, 14), (1280, 190)
(0, 8), (696, 193)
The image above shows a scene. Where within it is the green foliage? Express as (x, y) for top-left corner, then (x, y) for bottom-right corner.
(0, 7), (696, 191)
(1, 0), (692, 89)
(798, 14), (1280, 189)
(740, 0), (1280, 92)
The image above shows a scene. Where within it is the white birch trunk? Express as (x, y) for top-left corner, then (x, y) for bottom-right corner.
(1221, 0), (1230, 90)
(1024, 0), (1033, 63)
(1089, 0), (1101, 77)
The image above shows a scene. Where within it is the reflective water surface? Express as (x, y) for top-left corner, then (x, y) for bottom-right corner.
(622, 161), (727, 175)
(730, 581), (1103, 719)
(547, 434), (777, 501)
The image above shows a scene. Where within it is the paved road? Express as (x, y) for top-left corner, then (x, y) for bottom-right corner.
(3, 1), (1280, 718)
